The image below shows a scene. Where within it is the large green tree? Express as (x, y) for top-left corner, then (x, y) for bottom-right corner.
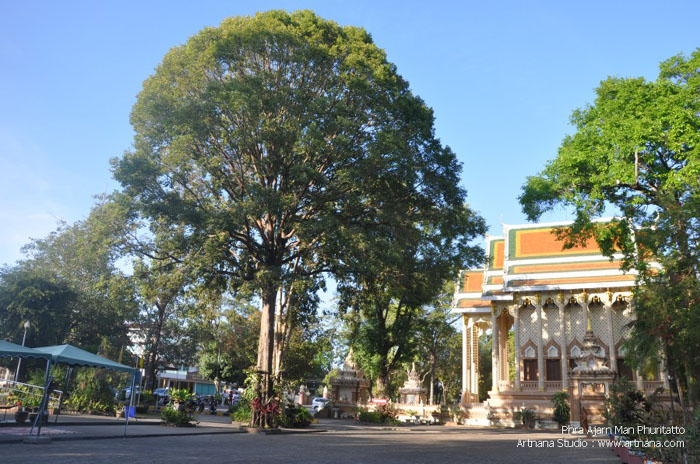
(113, 10), (483, 411)
(519, 50), (700, 416)
(0, 204), (138, 353)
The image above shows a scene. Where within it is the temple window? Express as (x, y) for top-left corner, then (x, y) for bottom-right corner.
(616, 358), (634, 380)
(523, 359), (538, 381)
(546, 359), (561, 381)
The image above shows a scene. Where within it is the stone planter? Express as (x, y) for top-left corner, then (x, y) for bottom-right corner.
(29, 410), (48, 424)
(14, 409), (29, 424)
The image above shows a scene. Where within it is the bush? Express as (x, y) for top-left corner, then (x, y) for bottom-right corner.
(280, 406), (313, 428)
(140, 390), (155, 405)
(161, 406), (195, 426)
(135, 405), (150, 414)
(603, 380), (696, 464)
(358, 405), (399, 424)
(64, 369), (117, 414)
(358, 409), (383, 423)
(514, 406), (536, 428)
(551, 391), (570, 426)
(231, 386), (256, 424)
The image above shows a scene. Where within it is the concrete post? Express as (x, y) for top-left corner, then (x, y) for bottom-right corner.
(536, 295), (544, 390)
(558, 293), (568, 390)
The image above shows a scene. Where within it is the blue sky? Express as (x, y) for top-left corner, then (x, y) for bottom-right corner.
(2, 1), (700, 266)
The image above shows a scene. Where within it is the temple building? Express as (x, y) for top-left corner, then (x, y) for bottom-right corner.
(452, 220), (669, 426)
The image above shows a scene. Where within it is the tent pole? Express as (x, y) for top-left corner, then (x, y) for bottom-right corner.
(54, 366), (72, 424)
(30, 359), (52, 437)
(123, 371), (136, 438)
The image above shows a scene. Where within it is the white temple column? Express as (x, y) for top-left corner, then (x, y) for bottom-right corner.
(660, 354), (670, 391)
(558, 293), (568, 390)
(462, 315), (468, 400)
(491, 306), (499, 392)
(467, 321), (473, 397)
(472, 325), (479, 401)
(513, 305), (521, 391)
(502, 314), (510, 386)
(636, 369), (645, 390)
(605, 291), (617, 372)
(536, 295), (544, 390)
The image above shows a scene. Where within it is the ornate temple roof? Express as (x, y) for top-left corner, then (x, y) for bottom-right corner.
(453, 219), (650, 313)
(502, 220), (637, 292)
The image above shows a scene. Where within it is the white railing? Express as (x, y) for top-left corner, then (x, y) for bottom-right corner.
(521, 381), (538, 390)
(0, 380), (63, 409)
(643, 381), (664, 392)
(545, 381), (562, 390)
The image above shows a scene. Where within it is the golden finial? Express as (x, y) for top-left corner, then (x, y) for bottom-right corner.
(586, 310), (593, 331)
(557, 293), (564, 304)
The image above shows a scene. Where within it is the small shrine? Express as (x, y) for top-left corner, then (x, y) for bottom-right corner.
(398, 363), (426, 405)
(329, 350), (370, 414)
(569, 317), (615, 427)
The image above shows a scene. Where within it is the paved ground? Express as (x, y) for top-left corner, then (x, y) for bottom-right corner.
(0, 412), (240, 442)
(0, 419), (620, 464)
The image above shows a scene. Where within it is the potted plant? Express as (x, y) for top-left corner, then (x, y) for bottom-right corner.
(169, 389), (193, 412)
(14, 400), (28, 424)
(551, 392), (570, 426)
(23, 394), (48, 423)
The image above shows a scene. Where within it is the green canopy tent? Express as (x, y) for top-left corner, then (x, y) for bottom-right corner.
(0, 340), (53, 360)
(0, 340), (54, 437)
(32, 345), (139, 438)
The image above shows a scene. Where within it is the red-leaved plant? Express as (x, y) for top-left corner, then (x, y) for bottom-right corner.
(251, 397), (280, 428)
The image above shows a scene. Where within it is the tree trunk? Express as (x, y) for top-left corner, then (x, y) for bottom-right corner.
(375, 376), (387, 398)
(272, 287), (287, 379)
(429, 352), (436, 405)
(256, 280), (277, 402)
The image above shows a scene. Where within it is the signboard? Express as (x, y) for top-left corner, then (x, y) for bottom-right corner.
(371, 398), (388, 404)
